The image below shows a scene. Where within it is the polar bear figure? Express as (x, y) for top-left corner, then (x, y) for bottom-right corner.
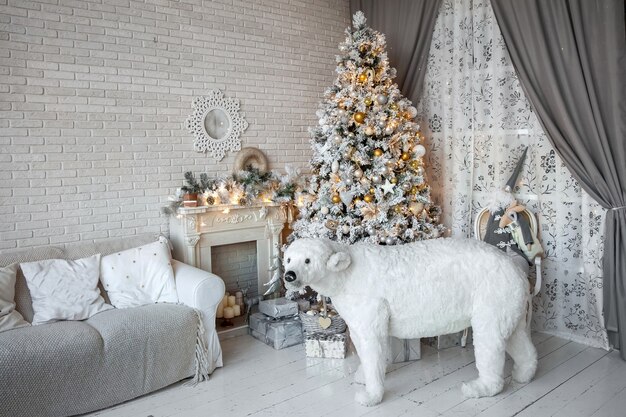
(283, 238), (537, 406)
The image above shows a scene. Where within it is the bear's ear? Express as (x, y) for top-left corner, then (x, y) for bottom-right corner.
(327, 252), (351, 272)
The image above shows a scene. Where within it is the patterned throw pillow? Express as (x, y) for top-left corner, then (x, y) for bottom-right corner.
(0, 264), (30, 332)
(20, 254), (113, 325)
(99, 236), (178, 309)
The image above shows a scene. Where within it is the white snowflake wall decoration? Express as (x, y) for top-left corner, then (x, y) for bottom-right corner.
(185, 89), (249, 161)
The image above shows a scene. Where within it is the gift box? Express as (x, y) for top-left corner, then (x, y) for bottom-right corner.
(304, 332), (348, 359)
(423, 329), (471, 350)
(258, 297), (299, 318)
(389, 337), (421, 363)
(249, 312), (303, 349)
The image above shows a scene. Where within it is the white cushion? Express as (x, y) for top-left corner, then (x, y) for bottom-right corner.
(0, 263), (30, 332)
(20, 254), (113, 326)
(99, 236), (178, 309)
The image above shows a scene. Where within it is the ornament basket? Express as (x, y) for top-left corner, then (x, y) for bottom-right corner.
(299, 298), (346, 335)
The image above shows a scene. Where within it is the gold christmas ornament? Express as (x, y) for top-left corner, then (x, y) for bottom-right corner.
(325, 219), (338, 230)
(410, 186), (418, 195)
(358, 73), (368, 83)
(364, 97), (373, 106)
(359, 43), (368, 53)
(373, 148), (384, 157)
(401, 152), (410, 161)
(394, 205), (403, 213)
(369, 188), (375, 194)
(390, 177), (398, 184)
(354, 112), (366, 124)
(409, 160), (420, 169)
(390, 103), (399, 111)
(363, 194), (374, 203)
(331, 194), (341, 204)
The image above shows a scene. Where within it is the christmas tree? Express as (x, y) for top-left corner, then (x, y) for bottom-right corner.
(292, 12), (444, 245)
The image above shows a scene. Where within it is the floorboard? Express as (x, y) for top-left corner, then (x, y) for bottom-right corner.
(86, 332), (622, 417)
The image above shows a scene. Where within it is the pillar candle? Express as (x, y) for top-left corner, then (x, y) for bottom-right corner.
(227, 295), (236, 307)
(216, 304), (224, 318)
(232, 305), (241, 317)
(223, 306), (234, 319)
(220, 295), (228, 309)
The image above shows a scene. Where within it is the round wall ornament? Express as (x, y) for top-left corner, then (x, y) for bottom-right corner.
(185, 89), (249, 161)
(233, 147), (269, 173)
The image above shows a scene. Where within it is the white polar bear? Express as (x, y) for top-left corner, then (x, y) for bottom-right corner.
(283, 237), (537, 406)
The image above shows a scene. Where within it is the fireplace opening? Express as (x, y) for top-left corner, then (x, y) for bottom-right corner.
(211, 241), (258, 332)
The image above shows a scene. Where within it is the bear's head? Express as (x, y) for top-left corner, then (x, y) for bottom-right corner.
(283, 238), (351, 292)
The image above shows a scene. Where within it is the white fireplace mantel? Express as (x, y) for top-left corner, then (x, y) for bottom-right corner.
(169, 204), (288, 295)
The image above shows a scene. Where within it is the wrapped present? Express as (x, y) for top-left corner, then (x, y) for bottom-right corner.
(249, 312), (303, 349)
(423, 329), (471, 350)
(258, 297), (299, 318)
(304, 332), (348, 359)
(389, 337), (421, 363)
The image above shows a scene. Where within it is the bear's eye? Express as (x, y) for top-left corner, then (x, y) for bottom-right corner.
(305, 258), (310, 264)
(287, 258), (291, 264)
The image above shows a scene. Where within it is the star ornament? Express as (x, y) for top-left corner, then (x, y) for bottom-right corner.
(381, 180), (395, 195)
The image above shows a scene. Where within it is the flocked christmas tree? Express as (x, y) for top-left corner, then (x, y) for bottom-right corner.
(291, 12), (444, 245)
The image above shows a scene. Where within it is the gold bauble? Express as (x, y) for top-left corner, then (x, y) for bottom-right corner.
(358, 73), (368, 83)
(359, 44), (368, 53)
(369, 188), (375, 194)
(354, 112), (366, 124)
(363, 194), (374, 203)
(409, 160), (420, 169)
(364, 97), (373, 106)
(410, 187), (418, 195)
(331, 194), (341, 204)
(373, 148), (384, 157)
(353, 197), (361, 203)
(390, 177), (398, 184)
(390, 103), (399, 111)
(394, 205), (403, 213)
(401, 152), (410, 161)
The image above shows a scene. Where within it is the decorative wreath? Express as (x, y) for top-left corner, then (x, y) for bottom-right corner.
(233, 147), (269, 173)
(185, 89), (249, 161)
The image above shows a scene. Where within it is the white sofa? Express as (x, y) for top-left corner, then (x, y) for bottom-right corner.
(0, 234), (225, 417)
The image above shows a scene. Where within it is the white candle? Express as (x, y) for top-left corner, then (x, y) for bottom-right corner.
(216, 304), (224, 318)
(233, 305), (241, 316)
(223, 306), (234, 319)
(227, 295), (236, 307)
(220, 295), (228, 309)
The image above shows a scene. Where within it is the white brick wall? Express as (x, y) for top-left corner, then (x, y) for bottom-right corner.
(0, 0), (349, 249)
(210, 241), (258, 299)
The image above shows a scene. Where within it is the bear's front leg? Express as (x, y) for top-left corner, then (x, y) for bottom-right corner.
(348, 300), (390, 406)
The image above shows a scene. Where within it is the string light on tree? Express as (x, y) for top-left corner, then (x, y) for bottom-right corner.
(291, 11), (444, 245)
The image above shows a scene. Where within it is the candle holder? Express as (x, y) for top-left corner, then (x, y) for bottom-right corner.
(220, 318), (234, 327)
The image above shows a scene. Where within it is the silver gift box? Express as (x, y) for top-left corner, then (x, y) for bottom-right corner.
(304, 332), (348, 359)
(258, 297), (299, 318)
(249, 312), (303, 349)
(423, 329), (472, 350)
(389, 337), (421, 363)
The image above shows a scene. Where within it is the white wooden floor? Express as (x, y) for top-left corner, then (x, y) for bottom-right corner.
(87, 332), (625, 417)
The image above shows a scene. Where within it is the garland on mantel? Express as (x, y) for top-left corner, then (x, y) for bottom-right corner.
(162, 165), (306, 216)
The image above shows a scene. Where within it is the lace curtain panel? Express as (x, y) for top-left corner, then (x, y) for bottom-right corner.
(417, 0), (608, 348)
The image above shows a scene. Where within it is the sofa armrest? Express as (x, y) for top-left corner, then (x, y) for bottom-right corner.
(172, 260), (225, 317)
(172, 260), (225, 373)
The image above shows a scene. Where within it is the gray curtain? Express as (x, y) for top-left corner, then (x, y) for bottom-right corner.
(349, 0), (442, 102)
(491, 0), (626, 357)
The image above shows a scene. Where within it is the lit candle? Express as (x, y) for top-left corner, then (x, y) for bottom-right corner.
(223, 307), (234, 319)
(227, 295), (236, 307)
(216, 304), (224, 318)
(232, 305), (241, 316)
